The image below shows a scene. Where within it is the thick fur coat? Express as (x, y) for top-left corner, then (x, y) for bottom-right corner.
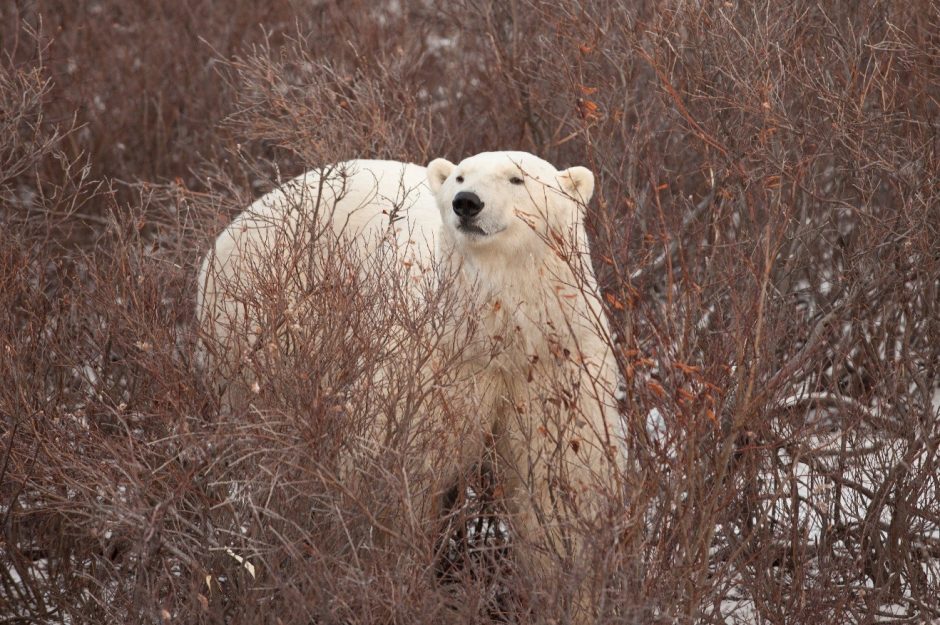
(197, 151), (623, 620)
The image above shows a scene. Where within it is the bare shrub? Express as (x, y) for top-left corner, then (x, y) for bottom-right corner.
(2, 0), (938, 623)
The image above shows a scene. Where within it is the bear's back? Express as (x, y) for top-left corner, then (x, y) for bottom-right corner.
(197, 159), (441, 367)
(220, 159), (436, 261)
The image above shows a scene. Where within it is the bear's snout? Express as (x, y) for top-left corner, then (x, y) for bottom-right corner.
(452, 191), (484, 219)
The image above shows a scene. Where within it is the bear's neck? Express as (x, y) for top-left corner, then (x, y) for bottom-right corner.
(435, 225), (620, 442)
(438, 226), (612, 374)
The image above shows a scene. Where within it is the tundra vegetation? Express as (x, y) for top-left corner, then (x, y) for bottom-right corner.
(1, 1), (938, 623)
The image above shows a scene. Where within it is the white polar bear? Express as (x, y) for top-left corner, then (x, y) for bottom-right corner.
(197, 152), (623, 620)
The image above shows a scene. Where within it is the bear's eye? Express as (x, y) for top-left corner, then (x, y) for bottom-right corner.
(509, 176), (524, 185)
(455, 175), (464, 183)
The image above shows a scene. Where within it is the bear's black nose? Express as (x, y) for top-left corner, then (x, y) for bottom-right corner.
(452, 191), (484, 219)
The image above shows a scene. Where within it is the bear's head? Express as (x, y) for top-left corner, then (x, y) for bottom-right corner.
(426, 151), (594, 260)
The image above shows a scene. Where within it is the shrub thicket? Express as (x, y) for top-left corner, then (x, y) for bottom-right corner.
(2, 1), (938, 623)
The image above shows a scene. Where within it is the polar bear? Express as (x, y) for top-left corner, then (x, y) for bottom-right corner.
(197, 152), (623, 620)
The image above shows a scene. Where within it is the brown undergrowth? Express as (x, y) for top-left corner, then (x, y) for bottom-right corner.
(2, 1), (938, 623)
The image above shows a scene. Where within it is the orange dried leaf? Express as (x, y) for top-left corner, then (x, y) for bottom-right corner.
(703, 381), (722, 393)
(647, 380), (666, 398)
(605, 292), (625, 310)
(578, 99), (600, 119)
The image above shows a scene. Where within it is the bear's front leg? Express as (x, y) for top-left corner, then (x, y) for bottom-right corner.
(492, 391), (620, 624)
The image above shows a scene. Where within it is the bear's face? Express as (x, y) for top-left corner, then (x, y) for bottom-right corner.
(427, 152), (594, 259)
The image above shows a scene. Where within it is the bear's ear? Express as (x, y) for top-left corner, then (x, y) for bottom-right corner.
(559, 166), (595, 204)
(427, 158), (455, 193)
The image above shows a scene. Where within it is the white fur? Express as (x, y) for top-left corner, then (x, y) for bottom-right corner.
(196, 159), (438, 374)
(197, 152), (622, 621)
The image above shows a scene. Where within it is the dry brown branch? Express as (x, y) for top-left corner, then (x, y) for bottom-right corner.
(2, 0), (938, 623)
